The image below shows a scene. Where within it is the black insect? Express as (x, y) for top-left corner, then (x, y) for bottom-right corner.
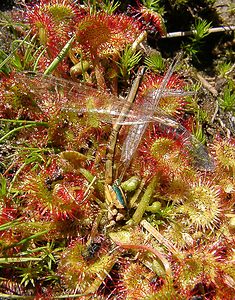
(82, 241), (102, 261)
(45, 168), (64, 191)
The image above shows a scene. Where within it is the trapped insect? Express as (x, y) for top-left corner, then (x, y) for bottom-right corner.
(8, 64), (214, 182)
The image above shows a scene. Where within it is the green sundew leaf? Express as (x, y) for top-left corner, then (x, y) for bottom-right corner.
(109, 230), (132, 244)
(60, 150), (88, 168)
(48, 5), (75, 22)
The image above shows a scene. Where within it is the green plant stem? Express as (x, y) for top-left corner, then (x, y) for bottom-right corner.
(132, 175), (159, 225)
(0, 122), (48, 143)
(8, 162), (27, 195)
(105, 66), (145, 185)
(4, 230), (49, 250)
(44, 34), (75, 75)
(55, 294), (92, 299)
(140, 220), (180, 256)
(0, 257), (42, 263)
(0, 294), (33, 299)
(79, 167), (104, 197)
(33, 46), (48, 72)
(0, 119), (48, 125)
(0, 30), (32, 69)
(0, 218), (23, 231)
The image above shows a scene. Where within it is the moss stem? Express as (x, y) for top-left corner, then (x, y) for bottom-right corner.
(132, 175), (159, 225)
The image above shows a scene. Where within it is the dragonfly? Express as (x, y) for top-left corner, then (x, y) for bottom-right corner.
(8, 65), (214, 182)
(119, 54), (214, 178)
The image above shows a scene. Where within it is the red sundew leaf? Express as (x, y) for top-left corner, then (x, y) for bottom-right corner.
(75, 12), (143, 59)
(139, 6), (167, 37)
(26, 0), (81, 55)
(128, 4), (166, 37)
(137, 73), (187, 117)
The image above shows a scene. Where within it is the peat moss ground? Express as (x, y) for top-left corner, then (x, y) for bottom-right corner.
(0, 1), (234, 299)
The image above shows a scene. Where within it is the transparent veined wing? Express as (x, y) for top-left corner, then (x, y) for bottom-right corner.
(120, 54), (184, 170)
(149, 111), (215, 171)
(120, 53), (214, 172)
(120, 103), (215, 172)
(11, 72), (193, 125)
(10, 72), (214, 171)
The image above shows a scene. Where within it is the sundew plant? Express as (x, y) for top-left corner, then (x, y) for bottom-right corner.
(0, 0), (234, 299)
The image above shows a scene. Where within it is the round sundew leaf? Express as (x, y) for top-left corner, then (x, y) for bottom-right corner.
(60, 150), (88, 167)
(109, 230), (132, 245)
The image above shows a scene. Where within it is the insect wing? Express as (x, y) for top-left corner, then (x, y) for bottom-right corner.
(12, 72), (194, 125)
(151, 115), (215, 171)
(13, 72), (120, 118)
(9, 72), (214, 171)
(120, 89), (214, 172)
(12, 72), (154, 125)
(119, 54), (183, 168)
